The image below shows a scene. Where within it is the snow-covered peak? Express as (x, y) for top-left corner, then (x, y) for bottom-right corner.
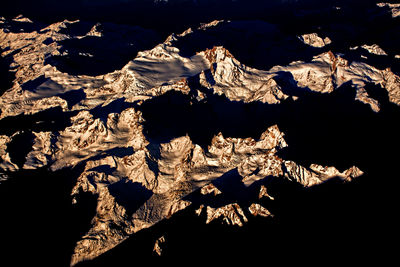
(298, 33), (332, 48)
(0, 13), (398, 265)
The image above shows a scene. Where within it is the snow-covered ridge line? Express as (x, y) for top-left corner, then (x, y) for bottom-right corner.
(1, 16), (399, 121)
(1, 15), (397, 265)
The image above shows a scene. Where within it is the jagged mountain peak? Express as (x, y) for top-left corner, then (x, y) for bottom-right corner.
(0, 2), (399, 265)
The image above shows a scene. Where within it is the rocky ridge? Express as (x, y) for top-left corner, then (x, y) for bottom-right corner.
(377, 2), (400, 18)
(0, 15), (398, 265)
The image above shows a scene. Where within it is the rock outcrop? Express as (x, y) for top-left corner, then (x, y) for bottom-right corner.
(2, 14), (397, 265)
(298, 33), (332, 48)
(377, 2), (400, 17)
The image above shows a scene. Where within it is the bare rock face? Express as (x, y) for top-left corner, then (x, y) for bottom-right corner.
(298, 33), (332, 48)
(377, 2), (400, 18)
(205, 203), (248, 226)
(24, 131), (55, 169)
(198, 46), (289, 104)
(283, 161), (363, 187)
(153, 235), (166, 256)
(248, 203), (273, 218)
(270, 51), (400, 111)
(0, 135), (18, 173)
(0, 11), (398, 265)
(382, 69), (400, 106)
(361, 44), (388, 56)
(69, 124), (291, 264)
(259, 185), (274, 200)
(201, 183), (222, 196)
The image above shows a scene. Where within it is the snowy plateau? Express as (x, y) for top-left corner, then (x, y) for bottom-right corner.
(0, 1), (399, 266)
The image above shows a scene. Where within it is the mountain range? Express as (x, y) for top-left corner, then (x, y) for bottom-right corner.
(0, 1), (399, 266)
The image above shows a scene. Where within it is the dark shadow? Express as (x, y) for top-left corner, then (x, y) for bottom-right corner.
(0, 107), (79, 136)
(339, 46), (400, 75)
(184, 169), (249, 209)
(184, 169), (277, 224)
(210, 169), (254, 205)
(0, 18), (46, 33)
(86, 164), (116, 176)
(0, 1), (397, 265)
(145, 151), (160, 178)
(6, 131), (35, 168)
(89, 97), (137, 124)
(0, 166), (97, 267)
(70, 61), (399, 265)
(74, 169), (393, 265)
(85, 147), (134, 163)
(20, 75), (48, 92)
(42, 37), (54, 45)
(174, 20), (324, 71)
(44, 23), (161, 76)
(57, 89), (86, 109)
(305, 1), (400, 76)
(108, 179), (153, 216)
(0, 55), (14, 97)
(57, 20), (96, 37)
(0, 1), (380, 42)
(140, 71), (400, 172)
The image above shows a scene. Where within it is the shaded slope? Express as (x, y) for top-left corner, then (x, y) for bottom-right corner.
(0, 167), (97, 267)
(140, 76), (400, 171)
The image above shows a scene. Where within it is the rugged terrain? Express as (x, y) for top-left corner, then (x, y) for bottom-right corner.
(0, 1), (399, 266)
